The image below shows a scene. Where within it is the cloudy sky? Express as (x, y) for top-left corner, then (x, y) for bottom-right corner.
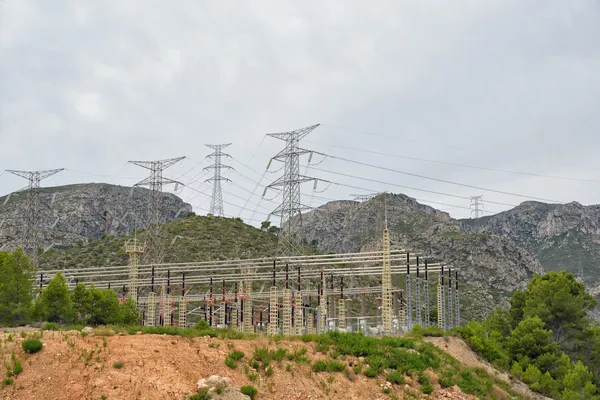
(1, 0), (599, 226)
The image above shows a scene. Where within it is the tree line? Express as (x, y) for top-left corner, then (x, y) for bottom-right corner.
(458, 271), (600, 400)
(0, 249), (140, 326)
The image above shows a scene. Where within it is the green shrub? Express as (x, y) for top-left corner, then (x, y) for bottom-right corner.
(272, 348), (287, 361)
(327, 360), (347, 372)
(438, 375), (454, 388)
(11, 354), (22, 376)
(224, 357), (237, 369)
(228, 351), (245, 361)
(363, 367), (378, 378)
(2, 378), (13, 387)
(387, 371), (404, 385)
(41, 322), (59, 331)
(22, 339), (42, 354)
(241, 385), (258, 399)
(312, 360), (328, 373)
(265, 366), (273, 377)
(418, 373), (434, 395)
(189, 388), (212, 400)
(382, 386), (391, 394)
(195, 320), (210, 330)
(113, 362), (124, 369)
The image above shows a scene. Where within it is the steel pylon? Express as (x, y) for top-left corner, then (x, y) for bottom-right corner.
(129, 157), (184, 264)
(204, 144), (232, 217)
(264, 124), (319, 257)
(6, 168), (64, 264)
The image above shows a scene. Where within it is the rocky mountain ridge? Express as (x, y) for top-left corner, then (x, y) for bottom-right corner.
(298, 193), (545, 320)
(0, 183), (192, 252)
(461, 200), (600, 287)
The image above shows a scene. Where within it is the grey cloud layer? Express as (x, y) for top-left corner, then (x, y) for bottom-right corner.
(0, 0), (599, 223)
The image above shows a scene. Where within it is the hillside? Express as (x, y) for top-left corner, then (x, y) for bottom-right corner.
(39, 214), (281, 270)
(461, 201), (600, 287)
(297, 193), (544, 320)
(0, 183), (192, 252)
(0, 329), (534, 400)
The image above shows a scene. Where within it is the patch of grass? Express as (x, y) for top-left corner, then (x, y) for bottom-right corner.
(228, 350), (245, 362)
(112, 362), (124, 369)
(3, 378), (13, 387)
(225, 357), (237, 369)
(382, 386), (391, 395)
(327, 360), (347, 372)
(240, 385), (258, 399)
(22, 339), (43, 354)
(418, 373), (434, 395)
(11, 354), (23, 376)
(387, 371), (404, 385)
(265, 366), (273, 377)
(247, 372), (258, 382)
(312, 360), (328, 372)
(41, 322), (59, 331)
(363, 367), (378, 378)
(208, 343), (220, 349)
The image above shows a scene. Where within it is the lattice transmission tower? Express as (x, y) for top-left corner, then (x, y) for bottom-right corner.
(6, 168), (64, 264)
(129, 157), (184, 264)
(264, 124), (319, 257)
(470, 196), (483, 219)
(204, 144), (232, 217)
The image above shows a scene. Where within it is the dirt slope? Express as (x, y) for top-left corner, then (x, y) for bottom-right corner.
(424, 337), (551, 400)
(0, 331), (482, 400)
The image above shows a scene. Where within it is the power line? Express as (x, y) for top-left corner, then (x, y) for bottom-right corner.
(307, 165), (517, 208)
(315, 153), (562, 203)
(304, 140), (600, 184)
(322, 123), (598, 172)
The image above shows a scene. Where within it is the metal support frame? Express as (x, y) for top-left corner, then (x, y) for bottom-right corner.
(424, 260), (430, 328)
(381, 226), (392, 336)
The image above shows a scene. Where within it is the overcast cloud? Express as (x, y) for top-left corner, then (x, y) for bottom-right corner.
(1, 0), (599, 225)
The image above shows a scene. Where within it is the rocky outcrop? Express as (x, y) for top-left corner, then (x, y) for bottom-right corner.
(0, 183), (192, 251)
(298, 193), (543, 320)
(461, 201), (600, 287)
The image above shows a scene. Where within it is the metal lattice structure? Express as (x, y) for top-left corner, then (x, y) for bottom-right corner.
(447, 268), (454, 330)
(406, 253), (413, 331)
(470, 196), (484, 219)
(125, 236), (145, 304)
(381, 226), (392, 336)
(129, 157), (184, 264)
(264, 124), (319, 257)
(204, 144), (232, 216)
(438, 266), (446, 330)
(6, 168), (64, 264)
(424, 261), (430, 328)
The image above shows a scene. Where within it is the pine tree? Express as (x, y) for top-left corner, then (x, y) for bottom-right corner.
(0, 250), (35, 324)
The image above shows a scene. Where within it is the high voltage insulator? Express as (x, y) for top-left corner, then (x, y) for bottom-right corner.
(129, 157), (184, 265)
(263, 124), (320, 257)
(204, 144), (233, 217)
(6, 168), (64, 265)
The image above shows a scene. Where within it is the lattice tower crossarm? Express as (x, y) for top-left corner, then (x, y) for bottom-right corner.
(381, 227), (393, 336)
(129, 157), (184, 264)
(204, 144), (233, 217)
(264, 124), (319, 257)
(6, 168), (64, 264)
